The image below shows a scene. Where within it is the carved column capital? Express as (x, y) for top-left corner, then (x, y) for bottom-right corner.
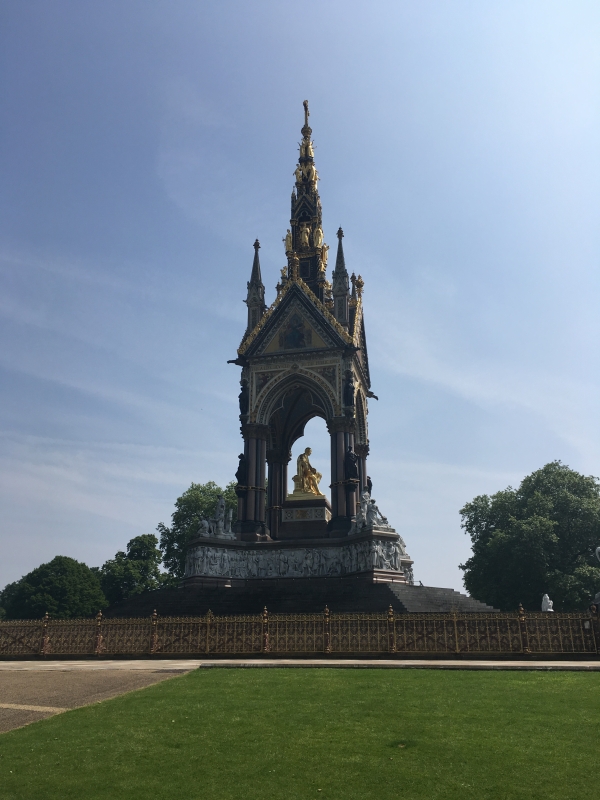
(242, 423), (270, 441)
(266, 448), (291, 464)
(326, 416), (356, 435)
(354, 443), (370, 458)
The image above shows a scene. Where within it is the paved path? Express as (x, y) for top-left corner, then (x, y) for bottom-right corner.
(2, 658), (597, 734)
(0, 666), (191, 733)
(1, 658), (598, 671)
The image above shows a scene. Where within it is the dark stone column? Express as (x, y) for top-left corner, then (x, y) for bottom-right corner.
(235, 423), (270, 540)
(345, 431), (358, 518)
(327, 417), (356, 534)
(266, 448), (288, 539)
(336, 430), (346, 517)
(257, 438), (267, 522)
(355, 442), (370, 494)
(246, 437), (257, 520)
(330, 433), (338, 517)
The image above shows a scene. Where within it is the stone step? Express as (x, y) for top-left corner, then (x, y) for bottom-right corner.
(388, 585), (496, 613)
(105, 578), (497, 617)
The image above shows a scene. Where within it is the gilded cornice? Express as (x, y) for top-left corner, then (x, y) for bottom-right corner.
(238, 276), (353, 356)
(295, 277), (354, 345)
(238, 280), (292, 355)
(352, 298), (363, 346)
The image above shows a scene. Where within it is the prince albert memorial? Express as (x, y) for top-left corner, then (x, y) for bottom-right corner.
(115, 103), (493, 616)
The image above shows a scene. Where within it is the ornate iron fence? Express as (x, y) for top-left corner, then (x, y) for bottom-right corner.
(0, 607), (598, 658)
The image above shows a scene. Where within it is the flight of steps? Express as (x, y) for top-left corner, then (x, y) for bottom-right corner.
(106, 577), (497, 617)
(388, 584), (497, 613)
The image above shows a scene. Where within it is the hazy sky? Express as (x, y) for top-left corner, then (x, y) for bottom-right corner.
(1, 1), (599, 593)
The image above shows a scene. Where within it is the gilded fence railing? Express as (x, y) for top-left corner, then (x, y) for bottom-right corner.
(0, 607), (598, 658)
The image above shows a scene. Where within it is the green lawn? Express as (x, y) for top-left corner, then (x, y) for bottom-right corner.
(1, 668), (599, 800)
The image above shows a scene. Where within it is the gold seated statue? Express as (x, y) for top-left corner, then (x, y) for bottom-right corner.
(289, 447), (324, 499)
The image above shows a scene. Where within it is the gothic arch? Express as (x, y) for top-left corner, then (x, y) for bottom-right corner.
(257, 373), (335, 455)
(256, 371), (335, 428)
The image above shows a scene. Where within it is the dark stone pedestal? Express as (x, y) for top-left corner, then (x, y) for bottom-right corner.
(327, 515), (352, 535)
(277, 496), (332, 540)
(233, 520), (271, 542)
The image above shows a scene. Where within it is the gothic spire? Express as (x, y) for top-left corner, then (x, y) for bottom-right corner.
(331, 227), (350, 327)
(249, 238), (263, 286)
(245, 239), (266, 334)
(284, 100), (327, 299)
(334, 227), (347, 274)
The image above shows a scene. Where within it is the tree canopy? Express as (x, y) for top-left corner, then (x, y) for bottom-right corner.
(460, 461), (600, 611)
(0, 556), (107, 620)
(99, 534), (164, 605)
(158, 480), (238, 579)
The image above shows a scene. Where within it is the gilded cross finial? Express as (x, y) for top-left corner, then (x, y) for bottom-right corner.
(301, 99), (312, 139)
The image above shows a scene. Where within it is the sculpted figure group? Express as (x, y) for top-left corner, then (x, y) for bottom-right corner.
(349, 489), (394, 535)
(294, 160), (318, 185)
(185, 537), (409, 581)
(300, 138), (314, 158)
(196, 495), (235, 540)
(283, 223), (324, 255)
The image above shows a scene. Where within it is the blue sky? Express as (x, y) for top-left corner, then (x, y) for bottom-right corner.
(1, 1), (599, 593)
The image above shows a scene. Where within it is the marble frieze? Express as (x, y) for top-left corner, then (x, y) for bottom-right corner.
(184, 529), (413, 583)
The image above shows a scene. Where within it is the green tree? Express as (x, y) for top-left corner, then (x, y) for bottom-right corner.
(0, 556), (107, 620)
(99, 534), (164, 606)
(460, 462), (600, 611)
(158, 481), (238, 579)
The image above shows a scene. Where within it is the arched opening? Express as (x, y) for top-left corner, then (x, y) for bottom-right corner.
(288, 416), (329, 499)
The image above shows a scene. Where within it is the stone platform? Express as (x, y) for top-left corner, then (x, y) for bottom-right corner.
(184, 526), (413, 585)
(105, 576), (497, 617)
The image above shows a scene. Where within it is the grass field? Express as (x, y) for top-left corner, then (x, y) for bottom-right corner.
(0, 668), (598, 800)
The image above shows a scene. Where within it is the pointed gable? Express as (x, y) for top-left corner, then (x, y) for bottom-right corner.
(239, 279), (352, 358)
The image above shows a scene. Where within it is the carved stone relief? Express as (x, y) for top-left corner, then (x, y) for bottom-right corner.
(185, 536), (411, 580)
(282, 506), (332, 522)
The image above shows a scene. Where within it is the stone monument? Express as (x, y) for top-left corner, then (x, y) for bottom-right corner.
(184, 101), (413, 587)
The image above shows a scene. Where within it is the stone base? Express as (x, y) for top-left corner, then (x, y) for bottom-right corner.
(106, 577), (498, 618)
(184, 528), (412, 583)
(278, 496), (332, 539)
(233, 520), (271, 542)
(327, 515), (352, 535)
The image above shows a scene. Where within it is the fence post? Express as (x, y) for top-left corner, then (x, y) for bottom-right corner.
(205, 610), (213, 654)
(324, 606), (331, 654)
(150, 609), (159, 655)
(590, 607), (599, 654)
(94, 610), (104, 656)
(453, 610), (460, 654)
(387, 605), (396, 653)
(518, 604), (531, 655)
(39, 612), (50, 657)
(262, 606), (270, 653)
